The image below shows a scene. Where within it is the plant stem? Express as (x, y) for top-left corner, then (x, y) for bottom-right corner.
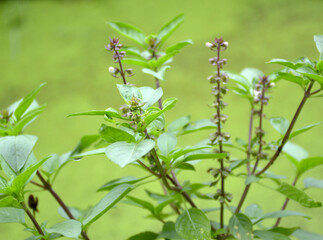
(246, 107), (254, 175)
(137, 160), (160, 178)
(114, 50), (127, 84)
(214, 43), (225, 229)
(256, 81), (314, 176)
(21, 202), (45, 238)
(235, 81), (314, 214)
(274, 175), (298, 227)
(36, 171), (90, 240)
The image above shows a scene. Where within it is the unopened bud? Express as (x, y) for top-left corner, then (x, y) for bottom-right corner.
(109, 67), (117, 74)
(206, 42), (215, 49)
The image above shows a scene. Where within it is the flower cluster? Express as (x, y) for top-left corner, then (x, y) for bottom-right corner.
(120, 97), (145, 130)
(105, 38), (133, 80)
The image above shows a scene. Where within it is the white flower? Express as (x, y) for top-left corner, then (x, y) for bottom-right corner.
(205, 42), (215, 48)
(109, 67), (117, 74)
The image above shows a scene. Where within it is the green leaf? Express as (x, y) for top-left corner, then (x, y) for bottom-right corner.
(283, 142), (308, 162)
(245, 175), (259, 185)
(270, 227), (299, 236)
(42, 154), (60, 175)
(12, 105), (46, 134)
(292, 229), (323, 240)
(298, 67), (323, 87)
(253, 230), (291, 240)
(0, 155), (16, 179)
(314, 35), (323, 61)
(46, 220), (82, 238)
(11, 156), (50, 193)
(128, 231), (158, 240)
(14, 83), (46, 121)
(117, 84), (142, 103)
(182, 153), (227, 162)
(0, 135), (37, 173)
(288, 122), (321, 140)
(82, 184), (133, 228)
(144, 98), (177, 127)
(260, 210), (310, 221)
(303, 177), (323, 189)
(125, 196), (155, 215)
(71, 135), (100, 156)
(0, 207), (25, 223)
(168, 115), (190, 133)
(157, 14), (184, 46)
(317, 60), (323, 72)
(226, 71), (250, 92)
(98, 176), (149, 192)
(240, 68), (264, 85)
(228, 213), (253, 240)
(298, 156), (323, 176)
(139, 87), (163, 110)
(122, 58), (150, 68)
(105, 140), (155, 168)
(175, 208), (211, 240)
(158, 221), (183, 239)
(171, 146), (211, 160)
(142, 65), (170, 81)
(276, 183), (322, 208)
(108, 22), (146, 47)
(72, 148), (105, 158)
(99, 124), (135, 143)
(157, 132), (177, 156)
(166, 40), (193, 54)
(120, 46), (146, 60)
(274, 72), (305, 86)
(270, 117), (289, 135)
(267, 59), (299, 69)
(244, 204), (264, 220)
(181, 119), (217, 135)
(67, 109), (129, 121)
(156, 52), (179, 67)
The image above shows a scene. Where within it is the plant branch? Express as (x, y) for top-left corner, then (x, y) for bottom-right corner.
(21, 202), (45, 238)
(274, 175), (298, 227)
(235, 81), (314, 214)
(256, 81), (314, 176)
(36, 171), (90, 240)
(137, 160), (160, 178)
(114, 50), (127, 85)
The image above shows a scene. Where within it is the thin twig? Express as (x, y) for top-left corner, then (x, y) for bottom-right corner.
(21, 202), (45, 238)
(36, 171), (90, 240)
(246, 108), (254, 175)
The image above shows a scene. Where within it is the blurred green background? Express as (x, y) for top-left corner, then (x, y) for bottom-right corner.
(0, 0), (323, 239)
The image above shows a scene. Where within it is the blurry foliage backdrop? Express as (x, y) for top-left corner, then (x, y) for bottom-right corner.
(0, 0), (322, 239)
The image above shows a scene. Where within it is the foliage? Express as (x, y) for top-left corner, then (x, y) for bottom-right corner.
(0, 15), (322, 240)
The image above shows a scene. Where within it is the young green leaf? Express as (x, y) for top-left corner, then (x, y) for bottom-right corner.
(245, 175), (259, 185)
(298, 156), (323, 176)
(270, 117), (289, 135)
(156, 52), (179, 67)
(166, 40), (193, 54)
(82, 184), (133, 228)
(276, 183), (322, 208)
(139, 87), (163, 110)
(274, 72), (305, 87)
(14, 83), (46, 121)
(120, 46), (146, 60)
(296, 67), (323, 87)
(181, 119), (217, 135)
(303, 178), (323, 189)
(292, 229), (323, 240)
(253, 230), (291, 240)
(157, 132), (177, 156)
(11, 156), (50, 193)
(240, 68), (264, 85)
(0, 207), (25, 223)
(175, 208), (211, 240)
(99, 124), (135, 143)
(228, 213), (253, 240)
(98, 176), (150, 192)
(157, 14), (184, 46)
(117, 84), (142, 103)
(42, 154), (60, 175)
(46, 220), (82, 239)
(181, 153), (227, 162)
(144, 98), (177, 127)
(283, 142), (308, 162)
(108, 22), (146, 47)
(0, 135), (37, 173)
(125, 196), (155, 215)
(257, 210), (310, 223)
(314, 35), (323, 61)
(105, 140), (155, 168)
(244, 204), (264, 221)
(168, 115), (190, 134)
(267, 59), (299, 69)
(122, 58), (150, 68)
(288, 122), (321, 140)
(142, 66), (170, 81)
